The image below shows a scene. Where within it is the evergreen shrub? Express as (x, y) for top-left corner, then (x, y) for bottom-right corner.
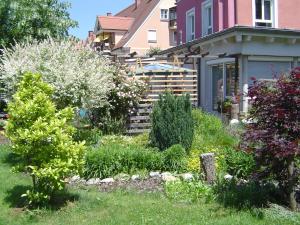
(150, 92), (194, 152)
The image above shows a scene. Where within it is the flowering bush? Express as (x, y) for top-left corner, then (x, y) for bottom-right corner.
(89, 63), (147, 133)
(5, 72), (86, 206)
(0, 39), (147, 133)
(242, 68), (300, 210)
(0, 38), (114, 110)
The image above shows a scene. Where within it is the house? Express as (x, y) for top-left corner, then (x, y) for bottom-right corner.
(92, 0), (177, 56)
(158, 0), (300, 115)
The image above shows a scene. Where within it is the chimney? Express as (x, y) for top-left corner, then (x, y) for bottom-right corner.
(107, 12), (112, 16)
(88, 31), (94, 38)
(135, 0), (141, 9)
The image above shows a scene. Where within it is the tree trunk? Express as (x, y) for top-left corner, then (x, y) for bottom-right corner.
(288, 159), (297, 211)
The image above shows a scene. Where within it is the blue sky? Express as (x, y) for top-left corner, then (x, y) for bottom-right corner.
(68, 0), (133, 39)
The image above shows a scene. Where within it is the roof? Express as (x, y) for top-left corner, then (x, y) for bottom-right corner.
(157, 26), (300, 55)
(134, 63), (196, 74)
(97, 16), (134, 31)
(113, 0), (160, 50)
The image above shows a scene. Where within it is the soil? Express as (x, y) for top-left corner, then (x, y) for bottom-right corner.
(97, 177), (164, 193)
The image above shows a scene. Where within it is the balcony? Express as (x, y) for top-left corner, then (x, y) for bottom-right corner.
(169, 7), (177, 30)
(169, 19), (177, 30)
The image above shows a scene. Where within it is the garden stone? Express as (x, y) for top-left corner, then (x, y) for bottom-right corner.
(181, 173), (194, 181)
(131, 175), (140, 181)
(161, 172), (172, 177)
(229, 119), (240, 125)
(162, 174), (178, 182)
(86, 178), (101, 185)
(149, 171), (161, 178)
(114, 173), (130, 181)
(224, 174), (233, 181)
(200, 153), (216, 185)
(101, 178), (115, 183)
(70, 175), (80, 183)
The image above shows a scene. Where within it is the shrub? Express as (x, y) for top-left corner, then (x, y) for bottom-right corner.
(84, 142), (188, 179)
(242, 68), (300, 210)
(187, 109), (238, 173)
(88, 63), (147, 134)
(163, 144), (187, 172)
(0, 39), (114, 110)
(73, 128), (101, 146)
(214, 178), (281, 209)
(5, 73), (86, 206)
(150, 92), (194, 152)
(165, 180), (214, 203)
(221, 147), (255, 179)
(84, 144), (163, 179)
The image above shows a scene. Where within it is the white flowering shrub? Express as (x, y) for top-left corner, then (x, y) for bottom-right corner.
(0, 38), (114, 109)
(89, 63), (148, 134)
(0, 38), (147, 133)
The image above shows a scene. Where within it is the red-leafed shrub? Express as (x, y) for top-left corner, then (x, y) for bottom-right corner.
(242, 67), (300, 210)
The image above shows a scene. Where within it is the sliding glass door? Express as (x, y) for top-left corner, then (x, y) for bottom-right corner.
(211, 62), (239, 112)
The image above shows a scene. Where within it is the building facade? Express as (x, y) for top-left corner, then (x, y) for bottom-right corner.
(92, 0), (177, 56)
(176, 0), (300, 44)
(159, 0), (300, 115)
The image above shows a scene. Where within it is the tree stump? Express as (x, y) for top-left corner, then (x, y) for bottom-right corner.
(200, 153), (216, 185)
(231, 103), (240, 120)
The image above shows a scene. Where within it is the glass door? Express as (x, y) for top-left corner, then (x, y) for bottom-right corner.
(211, 62), (239, 112)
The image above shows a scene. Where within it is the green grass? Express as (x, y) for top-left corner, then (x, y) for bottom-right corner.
(1, 145), (300, 225)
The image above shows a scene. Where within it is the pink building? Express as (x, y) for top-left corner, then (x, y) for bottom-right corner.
(159, 0), (300, 114)
(91, 0), (176, 56)
(176, 0), (300, 44)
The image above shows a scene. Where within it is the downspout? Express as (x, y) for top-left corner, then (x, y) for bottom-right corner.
(197, 57), (201, 108)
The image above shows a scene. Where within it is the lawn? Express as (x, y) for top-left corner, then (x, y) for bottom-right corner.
(0, 145), (299, 225)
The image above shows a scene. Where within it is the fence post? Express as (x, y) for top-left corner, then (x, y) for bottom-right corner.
(200, 153), (216, 185)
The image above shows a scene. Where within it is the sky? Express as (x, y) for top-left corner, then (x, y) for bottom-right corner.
(68, 0), (133, 40)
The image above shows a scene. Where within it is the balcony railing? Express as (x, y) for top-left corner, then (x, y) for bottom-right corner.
(169, 19), (177, 30)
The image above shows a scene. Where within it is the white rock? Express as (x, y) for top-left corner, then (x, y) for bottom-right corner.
(224, 174), (233, 181)
(230, 119), (240, 125)
(70, 175), (80, 182)
(86, 178), (101, 185)
(149, 171), (161, 177)
(182, 173), (194, 181)
(162, 173), (178, 182)
(100, 178), (115, 183)
(131, 175), (140, 181)
(161, 172), (172, 177)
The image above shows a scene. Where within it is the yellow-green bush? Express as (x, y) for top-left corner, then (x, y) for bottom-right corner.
(188, 109), (237, 173)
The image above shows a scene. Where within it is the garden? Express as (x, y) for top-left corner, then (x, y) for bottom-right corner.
(0, 2), (299, 222)
(0, 37), (299, 225)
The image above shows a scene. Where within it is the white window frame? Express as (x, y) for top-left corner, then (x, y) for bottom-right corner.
(148, 29), (157, 43)
(160, 9), (169, 20)
(202, 0), (213, 36)
(252, 0), (278, 28)
(186, 8), (195, 42)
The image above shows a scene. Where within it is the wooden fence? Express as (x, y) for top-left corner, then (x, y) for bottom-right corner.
(126, 59), (197, 135)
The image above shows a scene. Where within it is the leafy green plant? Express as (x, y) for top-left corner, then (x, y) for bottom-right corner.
(5, 72), (86, 206)
(150, 92), (194, 152)
(165, 180), (214, 203)
(188, 109), (238, 173)
(163, 144), (187, 172)
(84, 144), (164, 179)
(84, 141), (188, 179)
(73, 128), (101, 146)
(221, 147), (255, 179)
(214, 178), (281, 210)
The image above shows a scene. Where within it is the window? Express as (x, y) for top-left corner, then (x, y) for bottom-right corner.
(186, 8), (195, 42)
(172, 31), (177, 44)
(148, 30), (157, 43)
(202, 0), (213, 36)
(160, 9), (169, 20)
(254, 0), (275, 27)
